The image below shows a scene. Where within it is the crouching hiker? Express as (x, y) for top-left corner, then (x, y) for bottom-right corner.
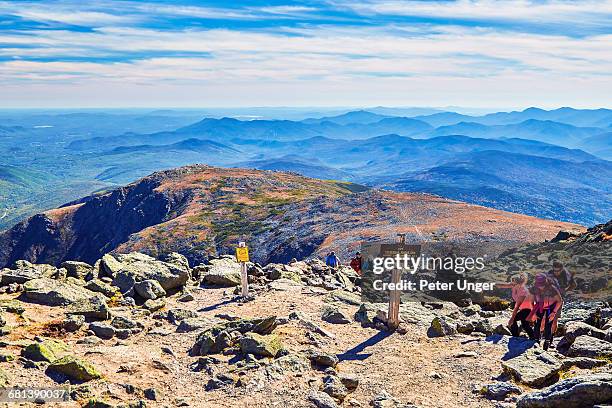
(350, 252), (362, 275)
(527, 273), (563, 350)
(497, 273), (535, 339)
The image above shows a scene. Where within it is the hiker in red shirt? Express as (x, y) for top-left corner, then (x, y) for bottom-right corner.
(350, 252), (362, 275)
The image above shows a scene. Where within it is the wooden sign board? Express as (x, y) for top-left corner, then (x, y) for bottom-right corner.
(236, 246), (250, 263)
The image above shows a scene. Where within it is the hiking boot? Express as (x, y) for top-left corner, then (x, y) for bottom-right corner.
(543, 340), (551, 351)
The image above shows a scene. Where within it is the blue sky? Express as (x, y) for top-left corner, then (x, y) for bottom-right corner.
(0, 0), (611, 108)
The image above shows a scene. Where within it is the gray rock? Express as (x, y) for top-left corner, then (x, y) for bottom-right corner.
(501, 350), (562, 387)
(143, 299), (165, 312)
(63, 315), (85, 332)
(557, 321), (607, 350)
(567, 335), (612, 358)
(114, 252), (190, 290)
(23, 278), (104, 308)
(199, 258), (242, 286)
(480, 382), (523, 400)
(111, 316), (141, 330)
(112, 272), (136, 296)
(322, 306), (350, 324)
(134, 280), (166, 300)
(428, 316), (456, 337)
(89, 322), (115, 339)
(101, 254), (124, 278)
(308, 391), (339, 408)
(85, 279), (117, 298)
(61, 261), (93, 280)
(177, 318), (212, 333)
(167, 308), (197, 325)
(177, 292), (194, 302)
(517, 373), (612, 408)
(66, 294), (110, 320)
(307, 350), (338, 368)
(370, 391), (417, 408)
(1, 267), (44, 285)
(339, 373), (359, 391)
(322, 375), (349, 401)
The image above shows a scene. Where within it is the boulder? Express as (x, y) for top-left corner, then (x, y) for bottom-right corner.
(239, 333), (283, 358)
(23, 278), (101, 307)
(428, 316), (457, 337)
(66, 294), (110, 320)
(23, 339), (69, 362)
(134, 279), (166, 300)
(370, 391), (417, 408)
(567, 335), (612, 358)
(199, 258), (242, 287)
(111, 271), (136, 296)
(322, 375), (349, 401)
(557, 321), (606, 351)
(100, 254), (123, 278)
(62, 315), (86, 332)
(89, 322), (115, 339)
(501, 350), (562, 387)
(322, 306), (350, 324)
(307, 350), (338, 368)
(61, 261), (93, 280)
(1, 263), (55, 285)
(517, 373), (612, 408)
(114, 252), (190, 290)
(480, 382), (523, 400)
(167, 308), (197, 324)
(84, 279), (117, 298)
(308, 391), (339, 408)
(177, 318), (212, 333)
(143, 299), (165, 312)
(47, 356), (101, 382)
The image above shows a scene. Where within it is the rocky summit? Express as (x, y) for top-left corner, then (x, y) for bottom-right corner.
(0, 218), (611, 407)
(0, 165), (581, 269)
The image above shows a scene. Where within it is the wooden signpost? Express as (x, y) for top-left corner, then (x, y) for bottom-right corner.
(236, 242), (249, 297)
(387, 233), (406, 329)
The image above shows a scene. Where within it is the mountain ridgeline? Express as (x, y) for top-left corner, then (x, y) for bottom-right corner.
(0, 165), (582, 269)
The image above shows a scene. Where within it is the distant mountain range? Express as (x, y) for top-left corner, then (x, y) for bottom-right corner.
(0, 107), (610, 229)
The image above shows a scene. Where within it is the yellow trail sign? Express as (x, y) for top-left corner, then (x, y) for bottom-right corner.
(236, 246), (250, 263)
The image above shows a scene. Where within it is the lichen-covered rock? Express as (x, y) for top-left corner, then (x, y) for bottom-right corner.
(428, 316), (457, 337)
(47, 356), (101, 382)
(192, 316), (277, 356)
(85, 279), (117, 298)
(306, 350), (339, 368)
(239, 333), (283, 357)
(23, 339), (69, 362)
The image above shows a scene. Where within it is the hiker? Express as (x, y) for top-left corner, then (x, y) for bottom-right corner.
(497, 273), (535, 339)
(350, 252), (362, 275)
(527, 273), (563, 350)
(546, 261), (575, 333)
(325, 251), (341, 269)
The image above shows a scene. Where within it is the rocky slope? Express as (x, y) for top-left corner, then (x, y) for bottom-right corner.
(0, 165), (582, 269)
(0, 249), (610, 407)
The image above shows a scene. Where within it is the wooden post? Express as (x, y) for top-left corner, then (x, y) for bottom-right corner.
(387, 233), (406, 330)
(236, 241), (249, 297)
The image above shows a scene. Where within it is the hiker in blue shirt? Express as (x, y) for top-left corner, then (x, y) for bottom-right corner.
(325, 251), (341, 269)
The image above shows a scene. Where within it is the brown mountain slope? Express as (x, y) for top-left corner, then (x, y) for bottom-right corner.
(0, 165), (583, 267)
